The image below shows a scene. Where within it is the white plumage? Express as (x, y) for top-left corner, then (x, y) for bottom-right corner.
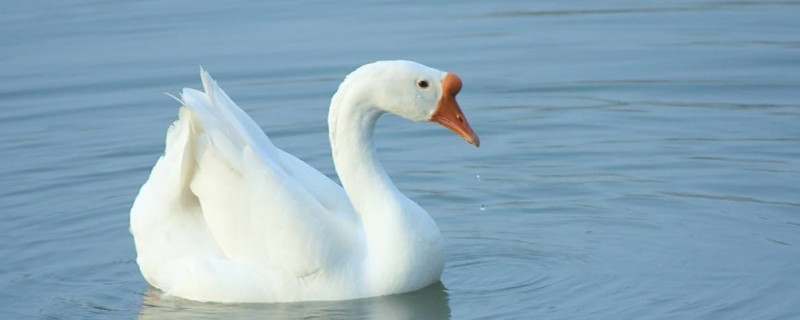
(131, 61), (477, 303)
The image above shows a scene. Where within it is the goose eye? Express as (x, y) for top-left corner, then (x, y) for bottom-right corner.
(417, 80), (429, 89)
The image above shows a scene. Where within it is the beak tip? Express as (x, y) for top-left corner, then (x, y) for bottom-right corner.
(469, 135), (480, 148)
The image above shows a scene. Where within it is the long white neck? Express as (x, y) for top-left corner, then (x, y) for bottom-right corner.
(327, 76), (444, 292)
(328, 86), (408, 229)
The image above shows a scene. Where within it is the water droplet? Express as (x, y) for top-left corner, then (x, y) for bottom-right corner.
(475, 173), (481, 181)
(479, 204), (486, 211)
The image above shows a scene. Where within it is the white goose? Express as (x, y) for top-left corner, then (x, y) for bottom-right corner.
(130, 60), (479, 303)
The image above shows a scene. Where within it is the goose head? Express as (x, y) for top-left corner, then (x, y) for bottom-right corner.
(345, 60), (480, 147)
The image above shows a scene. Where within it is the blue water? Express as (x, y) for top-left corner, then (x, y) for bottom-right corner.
(2, 1), (799, 319)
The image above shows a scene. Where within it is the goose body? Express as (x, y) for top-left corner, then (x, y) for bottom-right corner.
(130, 61), (478, 303)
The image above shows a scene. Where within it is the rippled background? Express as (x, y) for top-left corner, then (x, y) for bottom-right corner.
(2, 1), (799, 319)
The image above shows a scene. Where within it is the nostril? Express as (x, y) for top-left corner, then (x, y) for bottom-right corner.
(456, 114), (464, 122)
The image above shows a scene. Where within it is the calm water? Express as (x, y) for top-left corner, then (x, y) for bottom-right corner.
(2, 1), (799, 319)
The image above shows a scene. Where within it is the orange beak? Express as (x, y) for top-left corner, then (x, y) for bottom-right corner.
(430, 73), (480, 147)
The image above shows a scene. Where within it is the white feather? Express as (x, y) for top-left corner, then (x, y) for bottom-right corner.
(131, 61), (450, 302)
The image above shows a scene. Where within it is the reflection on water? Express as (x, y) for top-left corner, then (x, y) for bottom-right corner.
(138, 283), (449, 320)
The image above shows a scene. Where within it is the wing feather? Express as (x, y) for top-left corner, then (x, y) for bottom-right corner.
(135, 70), (360, 285)
(192, 71), (360, 277)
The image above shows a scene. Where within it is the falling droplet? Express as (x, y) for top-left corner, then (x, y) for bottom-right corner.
(479, 204), (486, 211)
(475, 173), (481, 181)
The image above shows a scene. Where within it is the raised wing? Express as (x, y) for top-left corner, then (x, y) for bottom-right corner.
(173, 70), (359, 278)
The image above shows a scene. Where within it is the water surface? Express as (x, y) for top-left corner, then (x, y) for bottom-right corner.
(2, 1), (799, 319)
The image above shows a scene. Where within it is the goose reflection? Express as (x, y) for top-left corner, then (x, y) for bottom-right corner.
(137, 282), (450, 320)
